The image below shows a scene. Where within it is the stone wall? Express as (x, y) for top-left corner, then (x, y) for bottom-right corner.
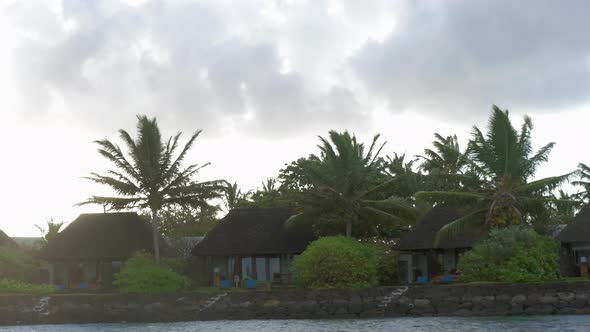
(3, 282), (590, 325)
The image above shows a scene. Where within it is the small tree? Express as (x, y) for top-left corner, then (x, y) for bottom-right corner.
(34, 219), (65, 244)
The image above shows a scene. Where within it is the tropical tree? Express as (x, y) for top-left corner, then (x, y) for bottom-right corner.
(416, 133), (474, 192)
(416, 106), (573, 241)
(79, 115), (224, 262)
(35, 219), (65, 244)
(573, 163), (590, 202)
(417, 133), (467, 175)
(222, 181), (251, 211)
(157, 205), (220, 238)
(382, 153), (426, 200)
(288, 131), (417, 238)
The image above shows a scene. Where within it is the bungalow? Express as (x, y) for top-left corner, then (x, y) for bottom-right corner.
(557, 205), (590, 277)
(191, 208), (316, 285)
(38, 212), (162, 289)
(395, 206), (486, 284)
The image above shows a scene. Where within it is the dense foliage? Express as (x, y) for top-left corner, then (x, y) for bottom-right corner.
(114, 252), (188, 294)
(371, 241), (399, 286)
(0, 279), (54, 295)
(34, 219), (65, 244)
(292, 236), (378, 288)
(457, 226), (560, 282)
(282, 131), (418, 238)
(157, 206), (219, 238)
(0, 246), (39, 282)
(417, 106), (574, 241)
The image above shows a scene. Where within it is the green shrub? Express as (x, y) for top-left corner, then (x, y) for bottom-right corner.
(0, 279), (54, 295)
(359, 239), (399, 286)
(292, 236), (378, 288)
(458, 226), (560, 282)
(114, 252), (188, 294)
(0, 246), (39, 282)
(373, 242), (399, 286)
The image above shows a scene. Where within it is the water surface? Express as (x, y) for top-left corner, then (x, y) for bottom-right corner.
(2, 316), (589, 332)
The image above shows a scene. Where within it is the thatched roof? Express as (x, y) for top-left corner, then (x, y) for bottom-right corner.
(558, 205), (590, 243)
(0, 230), (17, 248)
(395, 206), (486, 251)
(192, 208), (316, 256)
(39, 212), (160, 260)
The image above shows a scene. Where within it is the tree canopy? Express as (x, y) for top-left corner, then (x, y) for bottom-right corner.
(80, 115), (224, 261)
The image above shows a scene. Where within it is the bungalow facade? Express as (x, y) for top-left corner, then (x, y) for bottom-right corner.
(557, 205), (590, 277)
(191, 208), (316, 285)
(395, 206), (486, 284)
(38, 212), (162, 289)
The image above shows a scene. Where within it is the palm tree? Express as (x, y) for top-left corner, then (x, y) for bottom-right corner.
(417, 133), (467, 175)
(572, 163), (590, 202)
(79, 115), (223, 262)
(292, 131), (417, 237)
(222, 181), (251, 211)
(416, 106), (573, 241)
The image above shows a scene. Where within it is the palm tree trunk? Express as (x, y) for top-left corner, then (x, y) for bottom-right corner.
(151, 210), (161, 263)
(345, 217), (352, 237)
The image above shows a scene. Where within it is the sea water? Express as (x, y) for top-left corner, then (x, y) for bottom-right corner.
(1, 316), (590, 332)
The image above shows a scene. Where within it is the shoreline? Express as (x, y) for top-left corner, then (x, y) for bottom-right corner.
(3, 282), (590, 326)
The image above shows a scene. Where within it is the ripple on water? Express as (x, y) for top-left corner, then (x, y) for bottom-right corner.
(1, 316), (590, 332)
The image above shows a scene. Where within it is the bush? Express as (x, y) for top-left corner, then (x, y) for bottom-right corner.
(0, 246), (39, 282)
(373, 242), (399, 286)
(0, 279), (54, 295)
(458, 226), (560, 282)
(292, 236), (378, 288)
(114, 252), (188, 294)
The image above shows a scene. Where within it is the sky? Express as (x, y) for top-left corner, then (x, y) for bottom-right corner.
(1, 0), (590, 236)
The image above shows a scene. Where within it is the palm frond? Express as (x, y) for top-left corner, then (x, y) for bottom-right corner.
(434, 209), (487, 247)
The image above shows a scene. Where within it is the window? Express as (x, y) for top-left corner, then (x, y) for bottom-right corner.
(256, 257), (267, 281)
(241, 257), (252, 279)
(269, 257), (280, 280)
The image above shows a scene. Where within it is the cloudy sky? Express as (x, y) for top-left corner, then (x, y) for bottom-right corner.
(1, 0), (589, 236)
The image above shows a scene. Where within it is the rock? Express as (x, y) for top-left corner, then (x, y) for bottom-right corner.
(540, 295), (558, 304)
(511, 294), (527, 305)
(558, 292), (575, 302)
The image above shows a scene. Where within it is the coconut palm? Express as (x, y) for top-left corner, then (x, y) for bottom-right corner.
(79, 115), (223, 262)
(417, 133), (467, 175)
(222, 181), (251, 211)
(572, 163), (590, 202)
(416, 106), (573, 241)
(291, 131), (417, 237)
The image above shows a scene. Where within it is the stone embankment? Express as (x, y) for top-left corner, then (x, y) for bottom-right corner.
(2, 282), (590, 325)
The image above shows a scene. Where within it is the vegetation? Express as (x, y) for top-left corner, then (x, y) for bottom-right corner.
(458, 226), (560, 283)
(292, 236), (378, 288)
(222, 181), (251, 211)
(35, 219), (65, 244)
(417, 106), (574, 241)
(0, 246), (39, 282)
(370, 240), (399, 286)
(157, 205), (219, 238)
(80, 115), (224, 262)
(0, 279), (54, 295)
(114, 252), (188, 294)
(283, 131), (418, 238)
